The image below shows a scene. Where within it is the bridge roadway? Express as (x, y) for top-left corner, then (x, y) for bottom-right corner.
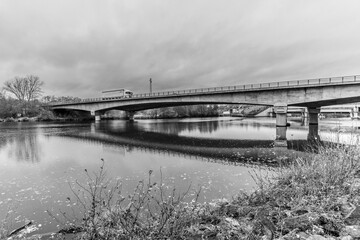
(50, 75), (360, 147)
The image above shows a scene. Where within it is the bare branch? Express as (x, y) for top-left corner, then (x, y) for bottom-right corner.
(3, 75), (43, 102)
(25, 75), (43, 101)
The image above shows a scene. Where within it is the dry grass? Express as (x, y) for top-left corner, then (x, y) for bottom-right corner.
(58, 160), (204, 239)
(51, 143), (360, 239)
(269, 143), (360, 205)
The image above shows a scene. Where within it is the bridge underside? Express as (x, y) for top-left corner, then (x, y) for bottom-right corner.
(51, 83), (360, 112)
(291, 96), (360, 108)
(51, 96), (360, 112)
(52, 101), (261, 113)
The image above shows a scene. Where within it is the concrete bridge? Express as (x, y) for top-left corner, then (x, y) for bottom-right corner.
(49, 75), (360, 147)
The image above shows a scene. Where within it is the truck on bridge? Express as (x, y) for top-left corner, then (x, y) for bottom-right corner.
(102, 89), (133, 100)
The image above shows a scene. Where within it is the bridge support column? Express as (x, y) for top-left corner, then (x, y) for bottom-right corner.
(91, 110), (102, 121)
(269, 107), (275, 117)
(352, 106), (359, 119)
(274, 103), (288, 148)
(307, 107), (321, 141)
(126, 111), (135, 121)
(95, 112), (102, 121)
(301, 108), (306, 118)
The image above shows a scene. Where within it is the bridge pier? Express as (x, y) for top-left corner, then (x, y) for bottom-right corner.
(90, 110), (102, 121)
(274, 103), (288, 147)
(352, 106), (359, 119)
(307, 107), (321, 141)
(95, 112), (102, 121)
(126, 111), (135, 121)
(301, 108), (307, 119)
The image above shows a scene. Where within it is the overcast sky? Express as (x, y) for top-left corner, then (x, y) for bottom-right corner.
(1, 0), (360, 98)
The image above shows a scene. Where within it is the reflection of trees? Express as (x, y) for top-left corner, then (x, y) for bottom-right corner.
(54, 119), (329, 167)
(0, 136), (7, 150)
(59, 121), (287, 167)
(198, 121), (219, 133)
(136, 120), (220, 135)
(141, 105), (219, 119)
(6, 133), (41, 163)
(58, 127), (324, 168)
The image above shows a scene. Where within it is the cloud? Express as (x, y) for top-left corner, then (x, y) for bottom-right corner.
(1, 0), (360, 98)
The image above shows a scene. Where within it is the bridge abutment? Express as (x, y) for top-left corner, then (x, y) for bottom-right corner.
(274, 103), (288, 147)
(307, 107), (321, 141)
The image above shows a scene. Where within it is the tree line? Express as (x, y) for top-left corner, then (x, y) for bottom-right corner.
(0, 75), (84, 119)
(140, 105), (219, 118)
(1, 75), (221, 120)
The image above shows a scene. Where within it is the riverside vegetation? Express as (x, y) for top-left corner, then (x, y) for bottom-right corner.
(3, 142), (360, 239)
(0, 75), (264, 121)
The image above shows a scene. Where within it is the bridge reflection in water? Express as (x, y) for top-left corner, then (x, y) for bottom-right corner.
(0, 118), (355, 166)
(51, 120), (324, 167)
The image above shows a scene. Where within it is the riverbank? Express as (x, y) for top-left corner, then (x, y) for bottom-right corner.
(7, 142), (360, 239)
(0, 116), (92, 122)
(66, 143), (360, 239)
(0, 110), (93, 122)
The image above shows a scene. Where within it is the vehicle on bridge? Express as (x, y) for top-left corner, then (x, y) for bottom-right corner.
(102, 89), (133, 100)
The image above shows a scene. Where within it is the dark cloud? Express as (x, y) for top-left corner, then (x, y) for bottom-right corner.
(1, 0), (360, 98)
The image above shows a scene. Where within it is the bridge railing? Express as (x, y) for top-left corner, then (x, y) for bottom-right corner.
(50, 74), (360, 105)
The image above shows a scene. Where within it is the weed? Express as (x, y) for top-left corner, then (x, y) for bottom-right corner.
(245, 142), (360, 238)
(60, 160), (202, 239)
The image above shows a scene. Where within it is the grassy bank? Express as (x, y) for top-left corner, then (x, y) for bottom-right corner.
(6, 143), (360, 239)
(51, 143), (360, 239)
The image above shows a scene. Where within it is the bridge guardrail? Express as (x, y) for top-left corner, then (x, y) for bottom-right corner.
(49, 74), (360, 105)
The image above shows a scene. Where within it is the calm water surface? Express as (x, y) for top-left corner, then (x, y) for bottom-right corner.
(1, 116), (360, 234)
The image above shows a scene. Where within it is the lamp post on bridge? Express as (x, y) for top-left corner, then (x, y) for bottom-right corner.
(149, 78), (152, 94)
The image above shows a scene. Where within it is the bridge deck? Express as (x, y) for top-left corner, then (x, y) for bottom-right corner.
(50, 75), (360, 106)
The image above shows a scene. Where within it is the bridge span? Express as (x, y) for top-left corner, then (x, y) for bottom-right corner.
(49, 75), (360, 147)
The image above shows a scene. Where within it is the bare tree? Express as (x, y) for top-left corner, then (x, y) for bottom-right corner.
(3, 77), (27, 101)
(3, 75), (44, 102)
(25, 75), (43, 101)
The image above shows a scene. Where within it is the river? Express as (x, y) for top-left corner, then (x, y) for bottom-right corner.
(1, 116), (360, 235)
